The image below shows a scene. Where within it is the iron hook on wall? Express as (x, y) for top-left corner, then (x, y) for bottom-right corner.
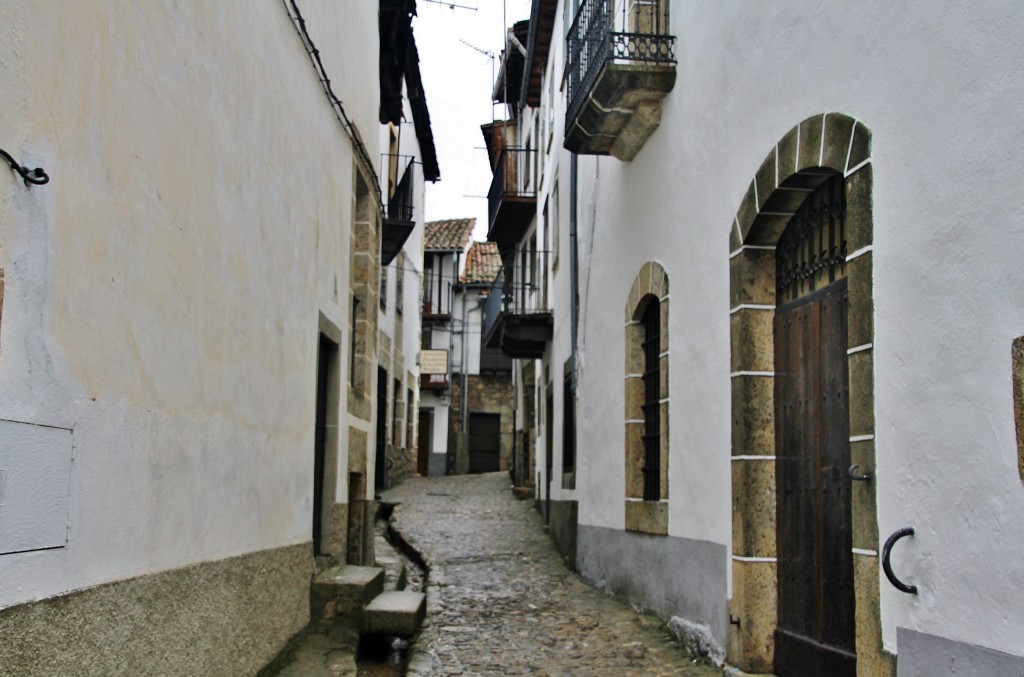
(881, 526), (918, 594)
(0, 147), (49, 187)
(849, 464), (872, 482)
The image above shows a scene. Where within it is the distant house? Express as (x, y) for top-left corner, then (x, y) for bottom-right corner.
(450, 241), (516, 477)
(418, 218), (475, 476)
(417, 225), (518, 479)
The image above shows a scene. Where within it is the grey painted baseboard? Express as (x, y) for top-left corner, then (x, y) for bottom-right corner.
(577, 524), (727, 648)
(897, 627), (1024, 677)
(547, 499), (578, 570)
(428, 453), (446, 477)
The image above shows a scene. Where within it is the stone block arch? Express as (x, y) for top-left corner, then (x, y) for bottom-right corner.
(624, 261), (670, 535)
(727, 113), (893, 676)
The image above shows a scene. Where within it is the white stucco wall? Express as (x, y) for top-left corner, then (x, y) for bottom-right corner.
(419, 391), (449, 461)
(0, 1), (380, 608)
(556, 0), (1024, 659)
(452, 286), (484, 376)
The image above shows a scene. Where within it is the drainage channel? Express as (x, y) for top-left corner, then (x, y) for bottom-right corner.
(355, 501), (428, 677)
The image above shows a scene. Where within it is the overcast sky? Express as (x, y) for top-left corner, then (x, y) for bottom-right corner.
(414, 0), (533, 241)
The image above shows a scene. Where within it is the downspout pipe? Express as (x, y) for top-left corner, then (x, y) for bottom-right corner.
(459, 258), (469, 436)
(569, 153), (579, 391)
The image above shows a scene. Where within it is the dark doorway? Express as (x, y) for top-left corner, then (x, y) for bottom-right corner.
(468, 413), (501, 473)
(417, 409), (432, 476)
(347, 471), (366, 565)
(773, 174), (855, 677)
(375, 367), (388, 492)
(314, 334), (338, 556)
(545, 387), (554, 523)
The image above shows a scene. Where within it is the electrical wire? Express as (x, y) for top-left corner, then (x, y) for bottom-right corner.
(283, 0), (382, 209)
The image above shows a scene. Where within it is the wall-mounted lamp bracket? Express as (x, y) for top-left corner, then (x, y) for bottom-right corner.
(0, 147), (49, 187)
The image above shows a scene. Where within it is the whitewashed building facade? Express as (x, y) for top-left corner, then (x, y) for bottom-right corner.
(488, 1), (1024, 675)
(0, 1), (436, 674)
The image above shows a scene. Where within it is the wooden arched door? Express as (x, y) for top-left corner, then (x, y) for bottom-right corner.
(773, 173), (856, 676)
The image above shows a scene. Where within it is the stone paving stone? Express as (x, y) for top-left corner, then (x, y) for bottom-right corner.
(382, 473), (719, 677)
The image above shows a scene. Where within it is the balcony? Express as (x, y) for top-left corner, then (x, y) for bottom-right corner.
(487, 148), (538, 249)
(421, 273), (453, 322)
(420, 373), (449, 391)
(564, 0), (676, 160)
(482, 249), (553, 359)
(479, 346), (514, 373)
(381, 157), (416, 266)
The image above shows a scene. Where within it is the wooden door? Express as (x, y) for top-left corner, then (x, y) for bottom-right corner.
(545, 389), (554, 523)
(774, 281), (855, 676)
(313, 335), (333, 556)
(417, 409), (432, 476)
(468, 413), (501, 473)
(375, 367), (388, 491)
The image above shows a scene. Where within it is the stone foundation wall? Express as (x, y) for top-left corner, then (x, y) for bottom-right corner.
(446, 373), (515, 474)
(386, 441), (417, 486)
(0, 543), (312, 677)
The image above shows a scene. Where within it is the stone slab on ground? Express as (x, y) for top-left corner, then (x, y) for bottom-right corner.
(311, 564), (384, 621)
(374, 530), (407, 592)
(363, 590), (427, 637)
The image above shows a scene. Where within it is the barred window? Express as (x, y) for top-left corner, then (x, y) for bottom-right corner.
(641, 298), (661, 501)
(623, 261), (669, 535)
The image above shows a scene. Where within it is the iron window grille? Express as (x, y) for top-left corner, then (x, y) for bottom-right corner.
(641, 297), (661, 501)
(776, 173), (847, 303)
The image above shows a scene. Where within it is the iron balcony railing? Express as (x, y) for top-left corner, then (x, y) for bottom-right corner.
(387, 157), (416, 223)
(380, 155), (417, 265)
(487, 147), (538, 234)
(482, 249), (552, 343)
(482, 273), (505, 344)
(422, 273), (453, 318)
(565, 0), (676, 130)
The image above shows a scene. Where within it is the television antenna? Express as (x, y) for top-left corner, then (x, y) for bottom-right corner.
(459, 39), (493, 60)
(422, 0), (478, 11)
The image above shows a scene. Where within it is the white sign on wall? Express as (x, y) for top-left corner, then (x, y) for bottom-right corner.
(421, 349), (449, 375)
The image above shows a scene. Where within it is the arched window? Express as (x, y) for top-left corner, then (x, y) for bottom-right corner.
(624, 262), (669, 534)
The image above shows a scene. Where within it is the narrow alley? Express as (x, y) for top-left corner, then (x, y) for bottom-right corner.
(3, 3), (1023, 675)
(384, 474), (718, 676)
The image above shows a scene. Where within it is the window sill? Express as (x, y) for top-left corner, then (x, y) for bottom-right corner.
(624, 499), (667, 535)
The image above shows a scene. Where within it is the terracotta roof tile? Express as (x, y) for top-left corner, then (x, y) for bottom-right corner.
(424, 218), (475, 251)
(461, 241), (502, 285)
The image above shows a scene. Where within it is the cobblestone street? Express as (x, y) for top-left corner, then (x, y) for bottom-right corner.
(382, 473), (720, 677)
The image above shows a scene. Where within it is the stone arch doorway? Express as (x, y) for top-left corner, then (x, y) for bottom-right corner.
(727, 114), (893, 676)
